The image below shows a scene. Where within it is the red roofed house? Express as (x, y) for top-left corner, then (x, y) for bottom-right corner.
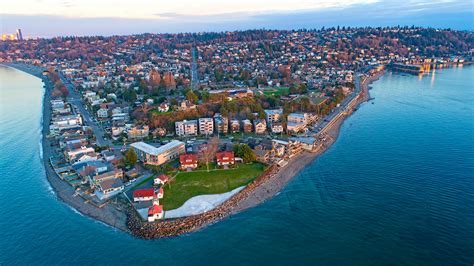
(154, 174), (170, 185)
(216, 151), (235, 166)
(180, 153), (198, 170)
(133, 188), (155, 202)
(147, 204), (163, 222)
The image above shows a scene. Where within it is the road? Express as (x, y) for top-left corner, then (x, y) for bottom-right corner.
(311, 73), (363, 135)
(59, 73), (111, 147)
(191, 47), (198, 90)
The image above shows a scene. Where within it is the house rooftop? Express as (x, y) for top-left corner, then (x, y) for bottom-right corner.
(131, 140), (184, 156)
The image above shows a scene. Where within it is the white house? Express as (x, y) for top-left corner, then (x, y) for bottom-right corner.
(147, 204), (163, 222)
(154, 174), (170, 185)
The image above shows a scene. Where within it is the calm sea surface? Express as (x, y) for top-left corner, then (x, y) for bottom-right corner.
(0, 65), (473, 265)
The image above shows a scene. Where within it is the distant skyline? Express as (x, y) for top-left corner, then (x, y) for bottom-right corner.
(2, 0), (473, 37)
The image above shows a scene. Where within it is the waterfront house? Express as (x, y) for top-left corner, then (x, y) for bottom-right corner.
(286, 122), (307, 134)
(98, 178), (124, 195)
(133, 188), (155, 202)
(147, 204), (163, 222)
(131, 140), (185, 166)
(65, 146), (96, 162)
(154, 174), (170, 185)
(216, 151), (235, 166)
(179, 153), (198, 170)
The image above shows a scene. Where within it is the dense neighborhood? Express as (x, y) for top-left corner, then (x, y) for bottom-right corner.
(1, 27), (472, 225)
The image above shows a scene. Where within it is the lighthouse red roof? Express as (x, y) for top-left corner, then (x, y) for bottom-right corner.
(148, 205), (163, 216)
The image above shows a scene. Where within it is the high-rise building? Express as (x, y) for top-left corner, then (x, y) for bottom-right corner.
(16, 29), (23, 41)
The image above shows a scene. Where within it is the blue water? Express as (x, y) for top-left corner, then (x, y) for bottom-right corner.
(1, 65), (473, 265)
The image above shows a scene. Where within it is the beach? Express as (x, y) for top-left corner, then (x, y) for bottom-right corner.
(4, 62), (382, 238)
(3, 63), (129, 232)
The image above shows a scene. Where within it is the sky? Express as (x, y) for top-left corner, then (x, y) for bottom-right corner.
(1, 0), (473, 37)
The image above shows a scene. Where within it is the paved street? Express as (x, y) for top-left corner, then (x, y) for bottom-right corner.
(59, 73), (111, 147)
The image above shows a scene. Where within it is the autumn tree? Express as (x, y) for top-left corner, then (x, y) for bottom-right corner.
(198, 137), (219, 172)
(149, 69), (161, 87)
(162, 72), (176, 89)
(186, 90), (198, 104)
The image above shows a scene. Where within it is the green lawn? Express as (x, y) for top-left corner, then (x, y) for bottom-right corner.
(161, 163), (265, 210)
(262, 87), (289, 96)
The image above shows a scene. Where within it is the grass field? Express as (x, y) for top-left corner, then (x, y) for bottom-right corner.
(262, 87), (289, 96)
(161, 163), (265, 210)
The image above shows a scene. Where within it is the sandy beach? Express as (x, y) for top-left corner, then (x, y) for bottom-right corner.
(4, 62), (383, 239)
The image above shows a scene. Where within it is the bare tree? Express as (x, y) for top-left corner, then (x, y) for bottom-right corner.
(198, 137), (219, 172)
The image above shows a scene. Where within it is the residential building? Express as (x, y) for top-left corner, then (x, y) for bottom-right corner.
(287, 122), (307, 134)
(65, 146), (95, 162)
(230, 120), (240, 133)
(50, 114), (83, 134)
(199, 118), (214, 136)
(287, 113), (311, 125)
(216, 151), (235, 166)
(175, 120), (198, 136)
(97, 108), (108, 118)
(131, 140), (185, 166)
(158, 102), (169, 112)
(254, 119), (267, 134)
(264, 109), (283, 124)
(214, 113), (228, 134)
(179, 153), (198, 170)
(98, 178), (124, 195)
(154, 174), (170, 185)
(242, 119), (253, 133)
(133, 188), (155, 202)
(127, 125), (149, 140)
(148, 204), (164, 222)
(270, 122), (284, 134)
(178, 100), (196, 111)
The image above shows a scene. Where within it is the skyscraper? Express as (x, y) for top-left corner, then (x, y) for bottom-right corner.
(16, 29), (23, 41)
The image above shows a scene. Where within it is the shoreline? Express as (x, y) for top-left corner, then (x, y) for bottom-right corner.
(126, 71), (385, 239)
(1, 63), (129, 232)
(3, 62), (382, 239)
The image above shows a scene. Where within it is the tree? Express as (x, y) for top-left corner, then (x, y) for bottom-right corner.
(186, 90), (198, 104)
(149, 69), (161, 87)
(233, 144), (255, 163)
(124, 148), (138, 167)
(198, 137), (219, 172)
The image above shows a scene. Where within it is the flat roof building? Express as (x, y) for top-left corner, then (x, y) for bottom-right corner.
(131, 140), (185, 165)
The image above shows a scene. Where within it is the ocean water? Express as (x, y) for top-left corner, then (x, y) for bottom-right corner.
(0, 65), (473, 265)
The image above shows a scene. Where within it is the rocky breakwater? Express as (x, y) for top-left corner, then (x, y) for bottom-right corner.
(127, 165), (279, 239)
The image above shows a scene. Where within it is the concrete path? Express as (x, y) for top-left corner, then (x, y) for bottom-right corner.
(165, 186), (245, 219)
